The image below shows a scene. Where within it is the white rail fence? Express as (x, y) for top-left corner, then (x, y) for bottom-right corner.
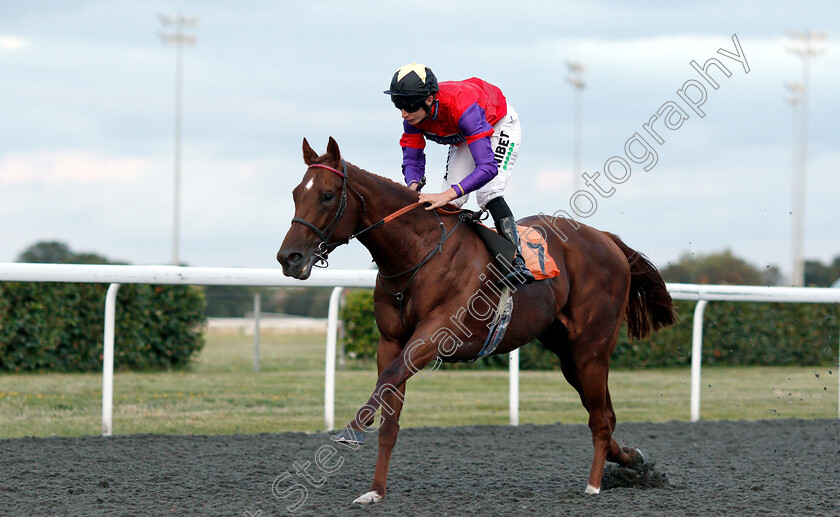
(0, 264), (376, 436)
(0, 263), (838, 436)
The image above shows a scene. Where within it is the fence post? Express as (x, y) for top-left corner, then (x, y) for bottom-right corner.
(690, 299), (708, 422)
(325, 286), (344, 432)
(102, 283), (121, 436)
(510, 348), (520, 426)
(338, 321), (346, 370)
(253, 292), (261, 373)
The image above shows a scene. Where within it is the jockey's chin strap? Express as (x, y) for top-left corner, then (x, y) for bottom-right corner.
(291, 159), (462, 268)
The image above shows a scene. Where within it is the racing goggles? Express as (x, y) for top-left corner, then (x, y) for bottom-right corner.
(391, 94), (428, 113)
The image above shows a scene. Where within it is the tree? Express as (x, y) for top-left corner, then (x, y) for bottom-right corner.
(203, 285), (261, 317)
(202, 286), (334, 318)
(804, 255), (840, 287)
(270, 287), (333, 317)
(16, 241), (118, 265)
(17, 241), (75, 263)
(660, 249), (771, 285)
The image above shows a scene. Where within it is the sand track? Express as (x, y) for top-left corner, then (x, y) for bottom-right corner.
(2, 419), (838, 516)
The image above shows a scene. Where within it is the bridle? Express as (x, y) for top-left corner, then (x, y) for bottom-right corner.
(290, 160), (465, 309)
(290, 160), (366, 267)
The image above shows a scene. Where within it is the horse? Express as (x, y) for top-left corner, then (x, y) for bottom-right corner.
(276, 137), (676, 503)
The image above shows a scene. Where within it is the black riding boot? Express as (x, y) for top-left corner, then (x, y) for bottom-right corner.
(495, 215), (535, 286)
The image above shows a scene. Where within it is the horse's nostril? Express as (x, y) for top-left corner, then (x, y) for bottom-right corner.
(277, 248), (304, 268)
(286, 252), (303, 267)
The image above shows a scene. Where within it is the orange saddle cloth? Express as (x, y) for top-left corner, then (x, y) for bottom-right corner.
(516, 225), (560, 280)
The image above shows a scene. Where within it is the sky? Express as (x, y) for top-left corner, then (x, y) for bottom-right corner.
(1, 1), (838, 281)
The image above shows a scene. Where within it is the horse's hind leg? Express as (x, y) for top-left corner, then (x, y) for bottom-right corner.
(539, 321), (640, 494)
(603, 388), (644, 467)
(574, 357), (633, 494)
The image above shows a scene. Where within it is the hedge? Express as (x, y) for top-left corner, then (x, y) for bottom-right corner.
(0, 282), (206, 372)
(340, 290), (380, 360)
(339, 290), (839, 369)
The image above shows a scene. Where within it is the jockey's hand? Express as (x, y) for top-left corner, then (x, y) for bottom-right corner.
(408, 183), (419, 192)
(419, 188), (458, 210)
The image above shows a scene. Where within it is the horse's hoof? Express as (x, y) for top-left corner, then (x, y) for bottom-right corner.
(584, 484), (601, 495)
(353, 490), (383, 504)
(331, 427), (365, 445)
(621, 446), (645, 467)
(634, 447), (646, 465)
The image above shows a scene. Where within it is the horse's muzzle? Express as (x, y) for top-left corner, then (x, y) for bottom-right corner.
(276, 248), (314, 280)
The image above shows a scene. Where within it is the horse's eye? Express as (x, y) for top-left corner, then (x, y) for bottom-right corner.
(322, 192), (335, 203)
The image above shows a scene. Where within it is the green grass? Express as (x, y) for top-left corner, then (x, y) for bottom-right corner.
(0, 329), (836, 438)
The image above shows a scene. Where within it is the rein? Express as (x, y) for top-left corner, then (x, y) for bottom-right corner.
(290, 161), (465, 309)
(376, 209), (463, 304)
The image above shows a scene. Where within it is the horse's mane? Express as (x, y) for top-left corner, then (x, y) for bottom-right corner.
(315, 154), (420, 206)
(351, 163), (412, 195)
(313, 152), (462, 221)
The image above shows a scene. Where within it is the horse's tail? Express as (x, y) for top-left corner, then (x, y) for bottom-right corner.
(605, 232), (677, 340)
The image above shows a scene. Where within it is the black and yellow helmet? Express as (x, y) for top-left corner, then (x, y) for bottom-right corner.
(384, 63), (439, 112)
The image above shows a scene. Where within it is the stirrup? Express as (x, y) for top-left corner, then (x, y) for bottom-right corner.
(496, 254), (534, 287)
(511, 255), (535, 285)
(515, 255), (535, 283)
(495, 216), (535, 286)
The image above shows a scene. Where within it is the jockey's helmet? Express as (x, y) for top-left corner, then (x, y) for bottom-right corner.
(384, 63), (438, 112)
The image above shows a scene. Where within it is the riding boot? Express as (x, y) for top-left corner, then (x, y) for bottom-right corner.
(496, 216), (535, 286)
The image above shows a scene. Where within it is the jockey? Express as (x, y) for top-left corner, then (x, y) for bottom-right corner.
(384, 62), (534, 285)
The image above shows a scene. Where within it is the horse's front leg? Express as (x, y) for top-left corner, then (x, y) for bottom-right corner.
(352, 338), (407, 503)
(337, 331), (439, 504)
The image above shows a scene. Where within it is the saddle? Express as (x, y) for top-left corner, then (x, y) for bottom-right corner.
(458, 210), (560, 280)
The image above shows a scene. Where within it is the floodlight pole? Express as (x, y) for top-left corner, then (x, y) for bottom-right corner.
(159, 14), (198, 266)
(565, 62), (585, 193)
(785, 81), (804, 287)
(785, 30), (826, 286)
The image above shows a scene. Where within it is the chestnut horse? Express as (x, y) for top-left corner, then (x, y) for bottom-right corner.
(276, 137), (676, 503)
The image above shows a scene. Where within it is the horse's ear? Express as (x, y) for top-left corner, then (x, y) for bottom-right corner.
(326, 136), (341, 164)
(302, 138), (319, 165)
